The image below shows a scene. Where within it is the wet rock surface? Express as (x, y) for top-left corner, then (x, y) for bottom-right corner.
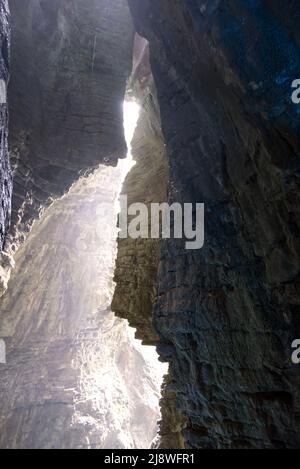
(0, 165), (164, 449)
(127, 0), (300, 448)
(0, 0), (134, 294)
(0, 2), (169, 450)
(112, 36), (185, 448)
(113, 57), (168, 346)
(0, 0), (11, 252)
(1, 0), (300, 450)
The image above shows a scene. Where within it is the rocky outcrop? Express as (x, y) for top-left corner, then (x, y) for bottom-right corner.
(0, 164), (165, 449)
(112, 36), (186, 448)
(1, 0), (300, 451)
(126, 0), (300, 448)
(0, 0), (169, 450)
(0, 0), (11, 251)
(0, 0), (134, 294)
(112, 41), (168, 346)
(0, 2), (171, 449)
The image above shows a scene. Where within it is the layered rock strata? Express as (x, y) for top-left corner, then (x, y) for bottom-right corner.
(1, 0), (300, 451)
(0, 0), (134, 294)
(0, 0), (11, 252)
(0, 164), (165, 449)
(113, 51), (168, 346)
(126, 0), (300, 448)
(113, 35), (185, 449)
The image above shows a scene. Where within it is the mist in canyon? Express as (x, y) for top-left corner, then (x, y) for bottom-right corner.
(0, 98), (167, 449)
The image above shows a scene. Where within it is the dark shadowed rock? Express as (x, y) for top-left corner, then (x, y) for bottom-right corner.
(0, 164), (165, 449)
(0, 0), (134, 294)
(112, 36), (185, 448)
(1, 0), (300, 451)
(127, 0), (300, 449)
(0, 0), (11, 252)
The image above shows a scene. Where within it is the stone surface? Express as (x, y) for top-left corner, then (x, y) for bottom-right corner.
(0, 0), (11, 252)
(0, 0), (134, 294)
(0, 163), (165, 449)
(0, 3), (169, 449)
(1, 0), (300, 451)
(113, 50), (168, 346)
(127, 0), (300, 449)
(112, 36), (185, 448)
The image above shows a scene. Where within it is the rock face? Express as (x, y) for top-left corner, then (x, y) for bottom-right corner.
(0, 1), (169, 450)
(113, 38), (168, 347)
(0, 0), (167, 450)
(0, 164), (165, 449)
(125, 0), (300, 448)
(112, 36), (185, 448)
(0, 0), (11, 251)
(0, 0), (134, 294)
(1, 0), (300, 451)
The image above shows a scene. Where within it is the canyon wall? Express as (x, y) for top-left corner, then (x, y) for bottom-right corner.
(125, 0), (300, 448)
(113, 37), (168, 347)
(0, 0), (11, 251)
(0, 0), (134, 294)
(1, 0), (300, 450)
(0, 164), (164, 449)
(112, 37), (186, 448)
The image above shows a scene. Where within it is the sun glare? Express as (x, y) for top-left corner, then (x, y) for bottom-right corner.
(123, 101), (140, 153)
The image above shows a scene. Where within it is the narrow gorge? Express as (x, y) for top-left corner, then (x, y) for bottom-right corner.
(0, 0), (300, 451)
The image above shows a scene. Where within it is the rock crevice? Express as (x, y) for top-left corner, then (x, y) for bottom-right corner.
(0, 0), (11, 252)
(123, 0), (300, 449)
(1, 0), (300, 451)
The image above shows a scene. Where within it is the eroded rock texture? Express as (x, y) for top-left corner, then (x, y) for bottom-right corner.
(1, 0), (300, 451)
(126, 0), (300, 448)
(0, 0), (134, 294)
(113, 38), (168, 347)
(0, 164), (165, 449)
(0, 0), (11, 251)
(0, 1), (170, 450)
(112, 36), (185, 448)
